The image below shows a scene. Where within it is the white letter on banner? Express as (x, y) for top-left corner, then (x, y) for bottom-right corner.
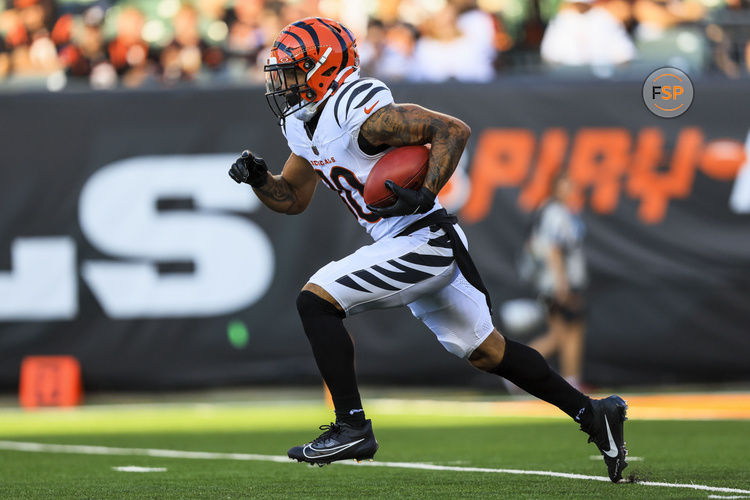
(0, 237), (77, 320)
(79, 155), (274, 318)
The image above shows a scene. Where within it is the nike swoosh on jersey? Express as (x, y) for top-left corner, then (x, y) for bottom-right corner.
(352, 88), (386, 114)
(364, 101), (379, 114)
(603, 415), (620, 458)
(302, 438), (365, 459)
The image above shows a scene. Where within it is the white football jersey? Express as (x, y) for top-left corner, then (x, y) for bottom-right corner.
(281, 72), (442, 241)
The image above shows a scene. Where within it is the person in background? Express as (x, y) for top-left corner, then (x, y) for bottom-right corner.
(161, 3), (223, 84)
(412, 3), (464, 82)
(107, 6), (154, 87)
(4, 0), (59, 77)
(541, 0), (635, 68)
(632, 0), (706, 70)
(0, 37), (10, 80)
(412, 0), (497, 82)
(541, 0), (594, 66)
(226, 0), (265, 60)
(196, 0), (228, 24)
(358, 18), (386, 76)
(633, 0), (705, 38)
(705, 0), (750, 77)
(526, 173), (588, 391)
(451, 0), (497, 82)
(373, 20), (419, 81)
(57, 6), (114, 87)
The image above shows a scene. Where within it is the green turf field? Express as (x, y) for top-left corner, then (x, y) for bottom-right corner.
(0, 399), (748, 499)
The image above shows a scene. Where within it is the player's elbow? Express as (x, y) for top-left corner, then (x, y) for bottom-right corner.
(458, 120), (471, 139)
(284, 196), (314, 215)
(449, 118), (471, 143)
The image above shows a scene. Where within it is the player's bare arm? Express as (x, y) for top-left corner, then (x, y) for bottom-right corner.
(229, 151), (317, 215)
(254, 153), (318, 215)
(359, 103), (471, 195)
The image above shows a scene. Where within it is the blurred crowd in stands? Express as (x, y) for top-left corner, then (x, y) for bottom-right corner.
(0, 0), (748, 90)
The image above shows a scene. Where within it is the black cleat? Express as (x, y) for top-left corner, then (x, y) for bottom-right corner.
(580, 395), (628, 483)
(288, 420), (379, 466)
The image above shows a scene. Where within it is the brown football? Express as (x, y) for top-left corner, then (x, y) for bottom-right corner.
(363, 145), (430, 208)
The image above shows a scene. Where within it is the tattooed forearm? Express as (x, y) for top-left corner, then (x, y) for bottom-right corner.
(360, 103), (471, 194)
(253, 175), (298, 213)
(422, 122), (470, 195)
(251, 153), (317, 216)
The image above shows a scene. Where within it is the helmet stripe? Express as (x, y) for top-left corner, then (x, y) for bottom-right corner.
(281, 30), (307, 58)
(315, 18), (348, 70)
(339, 24), (355, 44)
(273, 41), (294, 58)
(292, 21), (320, 51)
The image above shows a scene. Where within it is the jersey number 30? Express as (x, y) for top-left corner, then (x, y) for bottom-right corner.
(316, 167), (380, 223)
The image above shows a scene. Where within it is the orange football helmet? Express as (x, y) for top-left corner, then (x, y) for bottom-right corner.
(264, 17), (359, 123)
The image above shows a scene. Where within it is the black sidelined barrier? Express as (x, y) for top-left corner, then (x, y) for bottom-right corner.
(1, 79), (749, 391)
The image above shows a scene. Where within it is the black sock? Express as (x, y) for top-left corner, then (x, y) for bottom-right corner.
(296, 291), (366, 427)
(491, 339), (590, 420)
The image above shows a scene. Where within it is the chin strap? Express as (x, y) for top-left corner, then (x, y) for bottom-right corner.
(295, 102), (321, 122)
(306, 47), (332, 79)
(295, 67), (360, 122)
(290, 67), (362, 123)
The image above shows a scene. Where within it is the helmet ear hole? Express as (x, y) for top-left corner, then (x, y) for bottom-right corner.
(321, 66), (337, 77)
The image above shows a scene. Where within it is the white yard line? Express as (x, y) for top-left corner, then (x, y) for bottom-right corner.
(112, 466), (167, 472)
(0, 440), (748, 496)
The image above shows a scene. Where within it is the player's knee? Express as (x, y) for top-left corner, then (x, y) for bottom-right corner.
(296, 290), (344, 319)
(468, 329), (506, 372)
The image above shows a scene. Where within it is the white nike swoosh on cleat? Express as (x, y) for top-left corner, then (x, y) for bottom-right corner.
(302, 438), (365, 459)
(602, 415), (620, 458)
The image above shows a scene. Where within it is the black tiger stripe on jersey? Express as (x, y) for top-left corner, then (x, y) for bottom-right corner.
(388, 259), (441, 275)
(335, 275), (370, 293)
(372, 263), (433, 284)
(353, 270), (399, 291)
(398, 252), (454, 267)
(333, 80), (372, 127)
(281, 30), (307, 58)
(292, 21), (320, 50)
(334, 241), (454, 293)
(332, 79), (359, 124)
(343, 83), (372, 120)
(352, 86), (387, 111)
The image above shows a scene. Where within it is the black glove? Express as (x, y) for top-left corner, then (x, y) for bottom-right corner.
(367, 180), (436, 218)
(229, 150), (268, 188)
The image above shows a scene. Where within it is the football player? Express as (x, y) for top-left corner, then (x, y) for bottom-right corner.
(229, 17), (628, 482)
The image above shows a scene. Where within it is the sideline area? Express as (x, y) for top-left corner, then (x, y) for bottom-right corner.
(370, 392), (750, 420)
